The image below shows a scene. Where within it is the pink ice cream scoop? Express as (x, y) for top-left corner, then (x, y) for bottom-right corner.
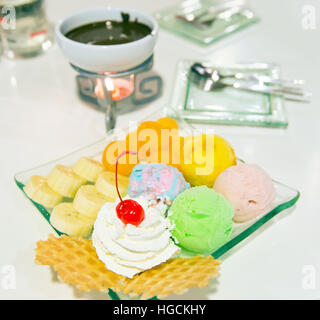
(213, 163), (276, 223)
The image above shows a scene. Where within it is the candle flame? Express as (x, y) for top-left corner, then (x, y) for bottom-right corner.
(104, 78), (114, 91)
(95, 77), (134, 101)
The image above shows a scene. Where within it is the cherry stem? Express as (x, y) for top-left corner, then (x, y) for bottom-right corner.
(115, 150), (137, 204)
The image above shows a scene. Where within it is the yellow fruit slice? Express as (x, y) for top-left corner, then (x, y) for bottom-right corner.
(24, 175), (63, 208)
(50, 203), (93, 237)
(180, 134), (237, 187)
(47, 164), (86, 198)
(73, 157), (105, 182)
(73, 185), (111, 220)
(95, 171), (129, 201)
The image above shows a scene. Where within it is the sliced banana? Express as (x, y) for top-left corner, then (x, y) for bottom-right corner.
(73, 157), (105, 182)
(47, 164), (86, 198)
(24, 175), (63, 208)
(95, 171), (129, 201)
(73, 185), (111, 220)
(50, 202), (94, 237)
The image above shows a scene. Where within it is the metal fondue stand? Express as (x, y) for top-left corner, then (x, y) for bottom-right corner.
(71, 55), (161, 132)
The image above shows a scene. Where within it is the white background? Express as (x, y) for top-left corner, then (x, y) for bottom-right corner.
(0, 0), (320, 299)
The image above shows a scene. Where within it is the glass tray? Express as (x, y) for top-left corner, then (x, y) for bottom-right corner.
(14, 108), (299, 300)
(168, 60), (288, 128)
(154, 0), (259, 46)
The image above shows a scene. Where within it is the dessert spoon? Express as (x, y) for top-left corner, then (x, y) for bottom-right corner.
(189, 63), (311, 102)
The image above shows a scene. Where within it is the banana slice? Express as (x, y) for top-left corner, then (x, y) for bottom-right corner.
(47, 164), (86, 198)
(73, 157), (105, 182)
(50, 203), (93, 237)
(24, 175), (63, 208)
(95, 171), (129, 201)
(73, 185), (111, 220)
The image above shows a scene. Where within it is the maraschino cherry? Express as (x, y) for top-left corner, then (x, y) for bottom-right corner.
(115, 151), (145, 226)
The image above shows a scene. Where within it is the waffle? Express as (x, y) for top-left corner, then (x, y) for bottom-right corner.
(122, 255), (220, 299)
(35, 235), (220, 299)
(35, 234), (125, 292)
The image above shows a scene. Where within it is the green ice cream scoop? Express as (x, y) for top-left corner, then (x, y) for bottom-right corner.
(169, 186), (234, 254)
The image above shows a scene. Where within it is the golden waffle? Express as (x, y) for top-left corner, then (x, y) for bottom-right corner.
(35, 235), (220, 299)
(122, 255), (220, 299)
(35, 234), (125, 292)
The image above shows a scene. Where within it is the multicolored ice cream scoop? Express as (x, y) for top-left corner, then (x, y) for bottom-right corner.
(128, 163), (190, 202)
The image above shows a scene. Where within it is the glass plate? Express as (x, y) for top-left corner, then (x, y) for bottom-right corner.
(154, 0), (259, 46)
(14, 108), (299, 299)
(168, 60), (288, 128)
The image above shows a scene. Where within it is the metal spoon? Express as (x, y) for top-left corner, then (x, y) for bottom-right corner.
(197, 6), (246, 27)
(189, 63), (311, 102)
(175, 0), (246, 27)
(175, 7), (208, 23)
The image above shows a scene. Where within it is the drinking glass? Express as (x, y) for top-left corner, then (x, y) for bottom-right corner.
(0, 0), (53, 58)
(0, 32), (3, 58)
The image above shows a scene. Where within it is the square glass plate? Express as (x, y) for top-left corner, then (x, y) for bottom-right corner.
(153, 0), (259, 46)
(169, 60), (288, 128)
(14, 108), (299, 299)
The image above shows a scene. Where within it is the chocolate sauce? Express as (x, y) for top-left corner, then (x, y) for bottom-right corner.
(65, 12), (152, 45)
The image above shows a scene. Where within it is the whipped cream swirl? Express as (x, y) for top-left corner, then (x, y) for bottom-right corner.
(92, 195), (180, 278)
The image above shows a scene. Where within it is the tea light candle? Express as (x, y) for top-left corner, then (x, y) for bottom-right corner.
(95, 76), (134, 101)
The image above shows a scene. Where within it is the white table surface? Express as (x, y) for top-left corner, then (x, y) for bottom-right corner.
(1, 0), (320, 300)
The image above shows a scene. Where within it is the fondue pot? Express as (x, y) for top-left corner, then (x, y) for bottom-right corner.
(55, 7), (161, 131)
(55, 7), (158, 73)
